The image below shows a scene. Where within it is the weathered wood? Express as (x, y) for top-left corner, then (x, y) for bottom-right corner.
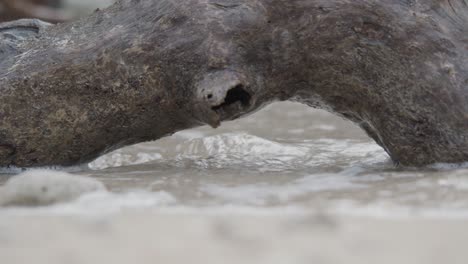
(0, 0), (467, 167)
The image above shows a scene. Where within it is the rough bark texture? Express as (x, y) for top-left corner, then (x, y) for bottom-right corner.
(0, 0), (467, 167)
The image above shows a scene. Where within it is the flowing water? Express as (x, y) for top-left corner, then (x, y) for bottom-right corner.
(1, 102), (468, 263)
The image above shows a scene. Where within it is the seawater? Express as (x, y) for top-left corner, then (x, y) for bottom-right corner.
(1, 102), (468, 218)
(2, 102), (468, 264)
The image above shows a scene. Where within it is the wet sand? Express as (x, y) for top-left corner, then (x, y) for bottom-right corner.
(1, 211), (468, 264)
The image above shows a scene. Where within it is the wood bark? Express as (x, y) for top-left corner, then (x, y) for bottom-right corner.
(0, 0), (467, 167)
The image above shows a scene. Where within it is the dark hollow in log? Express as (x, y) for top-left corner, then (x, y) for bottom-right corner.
(0, 0), (467, 168)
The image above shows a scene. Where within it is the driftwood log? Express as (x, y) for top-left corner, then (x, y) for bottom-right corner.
(0, 0), (467, 168)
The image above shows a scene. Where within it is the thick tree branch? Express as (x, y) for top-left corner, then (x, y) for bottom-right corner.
(0, 0), (467, 167)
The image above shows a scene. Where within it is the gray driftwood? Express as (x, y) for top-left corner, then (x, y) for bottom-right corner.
(0, 0), (467, 167)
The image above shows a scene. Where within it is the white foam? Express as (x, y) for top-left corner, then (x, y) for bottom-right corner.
(178, 133), (310, 158)
(201, 173), (366, 206)
(437, 171), (468, 190)
(0, 169), (106, 206)
(1, 190), (177, 216)
(89, 151), (163, 170)
(428, 162), (468, 170)
(328, 200), (468, 220)
(0, 164), (87, 174)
